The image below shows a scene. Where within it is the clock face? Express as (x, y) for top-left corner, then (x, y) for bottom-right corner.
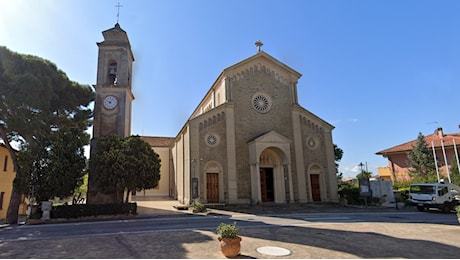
(103, 95), (118, 110)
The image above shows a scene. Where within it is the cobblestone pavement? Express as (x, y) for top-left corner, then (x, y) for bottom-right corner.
(1, 200), (459, 259)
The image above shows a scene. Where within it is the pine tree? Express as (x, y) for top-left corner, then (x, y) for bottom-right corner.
(407, 132), (437, 183)
(0, 46), (94, 223)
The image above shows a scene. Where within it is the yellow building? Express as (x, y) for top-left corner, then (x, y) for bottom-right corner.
(0, 145), (16, 220)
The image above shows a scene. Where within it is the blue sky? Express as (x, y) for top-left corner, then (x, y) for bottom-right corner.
(1, 0), (459, 178)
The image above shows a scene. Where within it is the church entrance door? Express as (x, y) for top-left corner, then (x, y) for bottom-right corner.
(310, 174), (321, 201)
(260, 168), (274, 202)
(206, 172), (219, 203)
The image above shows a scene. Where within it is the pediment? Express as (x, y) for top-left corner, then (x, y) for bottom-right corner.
(250, 130), (291, 144)
(223, 51), (301, 86)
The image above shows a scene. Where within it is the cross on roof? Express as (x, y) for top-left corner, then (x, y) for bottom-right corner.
(115, 2), (123, 23)
(255, 40), (263, 52)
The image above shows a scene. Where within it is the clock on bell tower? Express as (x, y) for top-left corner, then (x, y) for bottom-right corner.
(87, 23), (135, 204)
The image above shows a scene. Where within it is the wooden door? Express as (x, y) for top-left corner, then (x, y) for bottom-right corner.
(206, 173), (219, 203)
(310, 174), (321, 201)
(260, 168), (274, 202)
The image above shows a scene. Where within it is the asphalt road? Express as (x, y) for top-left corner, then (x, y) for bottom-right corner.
(0, 208), (459, 258)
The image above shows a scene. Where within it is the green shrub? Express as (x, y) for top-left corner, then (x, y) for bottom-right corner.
(217, 222), (239, 239)
(338, 185), (360, 205)
(192, 201), (206, 213)
(398, 188), (409, 202)
(51, 203), (137, 219)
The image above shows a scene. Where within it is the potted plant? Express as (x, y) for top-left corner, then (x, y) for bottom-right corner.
(216, 222), (241, 257)
(192, 201), (207, 213)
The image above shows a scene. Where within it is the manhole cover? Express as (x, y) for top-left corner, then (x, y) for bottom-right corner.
(256, 246), (291, 256)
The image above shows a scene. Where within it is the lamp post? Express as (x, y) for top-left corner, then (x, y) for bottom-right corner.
(358, 162), (365, 173)
(358, 162), (370, 208)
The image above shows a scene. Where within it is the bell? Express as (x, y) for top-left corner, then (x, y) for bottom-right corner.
(109, 68), (116, 76)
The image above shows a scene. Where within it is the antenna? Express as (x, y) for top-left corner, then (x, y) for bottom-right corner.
(427, 121), (439, 128)
(115, 2), (123, 23)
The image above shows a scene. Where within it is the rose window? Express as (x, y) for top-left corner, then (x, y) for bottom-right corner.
(252, 93), (272, 113)
(206, 134), (219, 146)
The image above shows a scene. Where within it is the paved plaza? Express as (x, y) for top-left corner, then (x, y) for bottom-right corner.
(0, 199), (459, 259)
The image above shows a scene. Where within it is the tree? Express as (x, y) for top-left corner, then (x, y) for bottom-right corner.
(0, 46), (94, 223)
(334, 144), (344, 181)
(450, 158), (460, 186)
(90, 135), (161, 203)
(123, 135), (161, 202)
(407, 132), (437, 183)
(356, 170), (372, 179)
(32, 127), (89, 202)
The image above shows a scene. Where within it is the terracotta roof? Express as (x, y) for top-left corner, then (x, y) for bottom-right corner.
(376, 128), (460, 155)
(140, 136), (175, 147)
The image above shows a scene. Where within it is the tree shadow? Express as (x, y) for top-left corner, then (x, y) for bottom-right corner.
(235, 221), (460, 258)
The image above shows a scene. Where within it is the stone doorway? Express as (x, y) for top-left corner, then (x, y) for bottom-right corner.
(310, 174), (321, 201)
(206, 172), (219, 203)
(260, 167), (274, 202)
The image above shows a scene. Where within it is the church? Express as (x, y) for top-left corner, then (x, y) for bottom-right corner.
(88, 23), (339, 206)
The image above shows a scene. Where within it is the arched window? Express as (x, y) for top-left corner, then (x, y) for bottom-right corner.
(108, 62), (117, 85)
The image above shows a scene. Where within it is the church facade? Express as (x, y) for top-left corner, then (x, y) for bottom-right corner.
(89, 23), (339, 205)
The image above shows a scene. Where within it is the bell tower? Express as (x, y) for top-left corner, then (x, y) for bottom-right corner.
(92, 23), (134, 139)
(87, 23), (135, 204)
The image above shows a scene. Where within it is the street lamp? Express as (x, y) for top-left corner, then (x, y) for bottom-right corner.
(358, 162), (365, 172)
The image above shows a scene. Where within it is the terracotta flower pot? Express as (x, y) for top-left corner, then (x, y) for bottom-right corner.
(218, 237), (242, 257)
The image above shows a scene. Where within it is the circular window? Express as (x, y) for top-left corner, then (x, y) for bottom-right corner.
(307, 136), (319, 150)
(206, 134), (219, 147)
(252, 93), (272, 113)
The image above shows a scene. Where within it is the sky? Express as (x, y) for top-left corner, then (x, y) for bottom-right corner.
(1, 0), (459, 178)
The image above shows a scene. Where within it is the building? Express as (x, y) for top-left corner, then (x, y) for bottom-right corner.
(0, 145), (16, 219)
(88, 23), (339, 205)
(376, 128), (460, 182)
(87, 23), (135, 203)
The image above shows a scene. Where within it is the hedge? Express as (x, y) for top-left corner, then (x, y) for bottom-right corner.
(50, 203), (137, 219)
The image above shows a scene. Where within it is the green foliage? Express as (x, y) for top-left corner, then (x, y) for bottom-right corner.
(217, 222), (239, 239)
(123, 136), (161, 195)
(338, 185), (360, 205)
(450, 159), (460, 186)
(90, 135), (161, 203)
(407, 132), (437, 182)
(33, 127), (88, 202)
(192, 201), (207, 213)
(393, 180), (411, 190)
(356, 170), (372, 179)
(73, 173), (88, 204)
(455, 205), (460, 216)
(51, 203), (137, 219)
(334, 144), (344, 180)
(0, 46), (94, 223)
(398, 188), (409, 203)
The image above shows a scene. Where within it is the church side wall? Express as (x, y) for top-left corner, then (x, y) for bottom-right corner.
(298, 113), (337, 202)
(193, 107), (229, 203)
(172, 134), (186, 204)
